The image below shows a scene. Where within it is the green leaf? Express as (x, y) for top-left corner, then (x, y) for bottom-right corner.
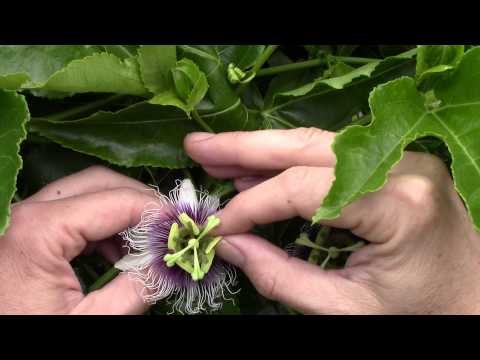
(101, 45), (139, 59)
(30, 102), (198, 168)
(138, 45), (176, 93)
(149, 58), (209, 115)
(0, 90), (29, 235)
(0, 45), (98, 89)
(29, 95), (259, 169)
(0, 73), (30, 90)
(313, 47), (480, 232)
(178, 46), (260, 130)
(42, 52), (147, 96)
(416, 45), (464, 83)
(178, 45), (240, 111)
(262, 50), (416, 130)
(216, 45), (266, 69)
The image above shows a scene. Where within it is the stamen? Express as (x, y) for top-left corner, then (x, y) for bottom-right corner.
(178, 213), (200, 235)
(205, 236), (223, 254)
(197, 215), (221, 241)
(168, 222), (179, 250)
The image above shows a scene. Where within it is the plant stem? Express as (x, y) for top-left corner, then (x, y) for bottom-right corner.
(308, 226), (331, 264)
(192, 109), (214, 133)
(256, 56), (378, 77)
(236, 45), (279, 95)
(88, 266), (120, 292)
(320, 252), (331, 269)
(256, 47), (418, 78)
(46, 94), (126, 121)
(251, 45), (280, 74)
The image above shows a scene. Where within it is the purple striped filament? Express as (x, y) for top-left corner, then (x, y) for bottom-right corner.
(115, 179), (238, 314)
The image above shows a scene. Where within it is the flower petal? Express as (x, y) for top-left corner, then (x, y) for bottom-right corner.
(115, 252), (154, 271)
(178, 179), (198, 209)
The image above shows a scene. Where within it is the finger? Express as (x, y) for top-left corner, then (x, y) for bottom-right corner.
(71, 273), (147, 315)
(24, 165), (150, 203)
(185, 128), (337, 170)
(234, 176), (271, 192)
(214, 166), (400, 243)
(95, 240), (123, 263)
(216, 234), (380, 314)
(82, 237), (123, 263)
(23, 188), (160, 261)
(204, 165), (279, 179)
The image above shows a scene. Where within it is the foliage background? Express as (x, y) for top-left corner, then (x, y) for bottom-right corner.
(1, 44), (475, 314)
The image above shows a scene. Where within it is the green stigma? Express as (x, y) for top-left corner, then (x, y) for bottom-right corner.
(163, 213), (222, 281)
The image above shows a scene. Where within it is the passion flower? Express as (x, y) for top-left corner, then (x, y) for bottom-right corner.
(115, 179), (237, 314)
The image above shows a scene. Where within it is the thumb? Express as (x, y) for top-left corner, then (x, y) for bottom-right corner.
(71, 273), (148, 315)
(217, 234), (381, 314)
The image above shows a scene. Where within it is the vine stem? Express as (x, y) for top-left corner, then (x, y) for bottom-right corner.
(236, 45), (279, 95)
(257, 56), (379, 77)
(256, 47), (418, 78)
(308, 226), (331, 264)
(251, 45), (280, 74)
(192, 109), (214, 133)
(46, 94), (126, 121)
(88, 266), (120, 292)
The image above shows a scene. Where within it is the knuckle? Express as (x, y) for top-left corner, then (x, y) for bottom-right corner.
(390, 175), (440, 224)
(253, 269), (280, 301)
(417, 152), (450, 178)
(294, 127), (325, 144)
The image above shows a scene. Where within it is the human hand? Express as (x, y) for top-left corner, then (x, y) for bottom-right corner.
(185, 128), (480, 314)
(0, 166), (155, 314)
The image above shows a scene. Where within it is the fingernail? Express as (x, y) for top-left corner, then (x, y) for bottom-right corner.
(187, 132), (215, 143)
(216, 236), (246, 268)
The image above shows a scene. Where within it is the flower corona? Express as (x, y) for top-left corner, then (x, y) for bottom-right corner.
(115, 179), (237, 314)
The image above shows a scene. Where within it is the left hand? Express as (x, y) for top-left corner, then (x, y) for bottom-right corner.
(0, 166), (155, 314)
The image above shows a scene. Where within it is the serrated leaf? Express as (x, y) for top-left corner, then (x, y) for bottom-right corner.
(0, 45), (98, 90)
(0, 73), (30, 90)
(42, 52), (147, 96)
(178, 45), (241, 111)
(30, 102), (198, 168)
(149, 58), (209, 115)
(101, 45), (139, 59)
(29, 98), (258, 169)
(261, 49), (416, 131)
(313, 47), (480, 232)
(138, 45), (176, 93)
(178, 45), (260, 130)
(416, 45), (464, 83)
(0, 90), (29, 236)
